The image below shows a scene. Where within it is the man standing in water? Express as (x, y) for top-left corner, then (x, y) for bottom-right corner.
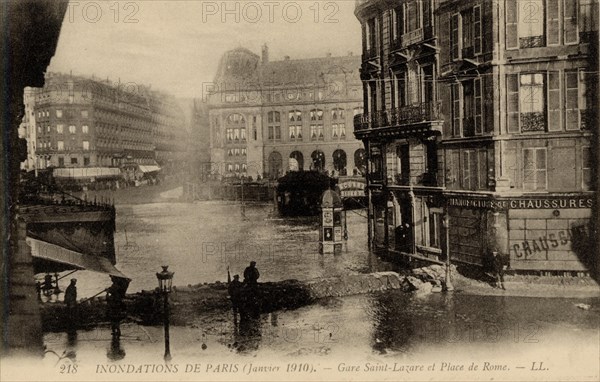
(491, 251), (506, 290)
(227, 266), (243, 316)
(64, 278), (78, 326)
(243, 261), (260, 286)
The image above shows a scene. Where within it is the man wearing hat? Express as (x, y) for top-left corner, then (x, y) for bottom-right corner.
(243, 261), (260, 286)
(64, 278), (78, 327)
(64, 278), (77, 307)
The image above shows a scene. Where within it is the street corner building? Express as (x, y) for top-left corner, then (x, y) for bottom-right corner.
(205, 45), (367, 180)
(24, 72), (189, 187)
(353, 0), (598, 273)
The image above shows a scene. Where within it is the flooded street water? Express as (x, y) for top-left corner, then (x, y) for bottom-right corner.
(73, 200), (383, 298)
(33, 198), (599, 381)
(40, 290), (599, 381)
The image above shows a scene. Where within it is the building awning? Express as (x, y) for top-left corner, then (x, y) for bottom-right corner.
(53, 167), (122, 179)
(138, 165), (161, 173)
(26, 237), (129, 279)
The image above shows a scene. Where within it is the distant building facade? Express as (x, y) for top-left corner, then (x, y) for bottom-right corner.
(207, 46), (367, 180)
(354, 0), (598, 273)
(19, 87), (38, 171)
(30, 72), (188, 179)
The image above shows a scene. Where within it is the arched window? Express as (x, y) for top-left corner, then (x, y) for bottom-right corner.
(267, 111), (280, 124)
(311, 150), (326, 172)
(288, 110), (302, 122)
(354, 148), (367, 175)
(331, 108), (345, 120)
(268, 151), (283, 179)
(333, 149), (347, 175)
(226, 113), (245, 124)
(310, 109), (323, 121)
(289, 151), (304, 171)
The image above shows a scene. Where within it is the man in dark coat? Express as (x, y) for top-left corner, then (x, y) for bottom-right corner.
(64, 278), (77, 307)
(491, 251), (506, 290)
(106, 276), (130, 337)
(228, 274), (243, 315)
(64, 278), (78, 327)
(243, 261), (260, 286)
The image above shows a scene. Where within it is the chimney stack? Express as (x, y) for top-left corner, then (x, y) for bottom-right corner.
(261, 44), (269, 64)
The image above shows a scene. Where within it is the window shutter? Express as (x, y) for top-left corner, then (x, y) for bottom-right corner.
(474, 78), (483, 135)
(473, 5), (482, 54)
(505, 0), (518, 49)
(506, 74), (520, 133)
(477, 150), (488, 190)
(547, 71), (562, 131)
(451, 83), (462, 136)
(565, 70), (580, 130)
(484, 75), (495, 133)
(440, 15), (450, 64)
(462, 151), (471, 190)
(563, 0), (579, 44)
(579, 69), (588, 129)
(423, 0), (431, 28)
(546, 0), (560, 45)
(450, 13), (460, 60)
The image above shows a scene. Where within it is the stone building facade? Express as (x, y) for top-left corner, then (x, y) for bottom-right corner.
(354, 0), (598, 273)
(207, 46), (367, 180)
(31, 72), (187, 174)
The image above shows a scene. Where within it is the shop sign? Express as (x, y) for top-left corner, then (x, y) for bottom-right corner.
(448, 196), (593, 210)
(338, 177), (366, 198)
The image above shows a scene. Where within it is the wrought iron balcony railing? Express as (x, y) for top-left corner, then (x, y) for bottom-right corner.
(354, 102), (440, 131)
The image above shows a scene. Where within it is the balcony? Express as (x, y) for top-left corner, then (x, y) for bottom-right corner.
(401, 26), (434, 48)
(420, 172), (438, 187)
(354, 102), (440, 131)
(364, 47), (378, 60)
(393, 172), (411, 186)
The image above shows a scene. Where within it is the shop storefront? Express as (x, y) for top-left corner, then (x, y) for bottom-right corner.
(447, 194), (594, 272)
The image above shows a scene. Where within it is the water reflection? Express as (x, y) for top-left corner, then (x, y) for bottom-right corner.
(367, 292), (417, 354)
(107, 335), (126, 361)
(62, 330), (78, 364)
(233, 315), (262, 354)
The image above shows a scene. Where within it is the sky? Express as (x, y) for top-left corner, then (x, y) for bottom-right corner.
(48, 0), (362, 98)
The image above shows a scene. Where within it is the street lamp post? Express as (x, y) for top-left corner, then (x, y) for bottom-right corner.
(156, 265), (174, 361)
(442, 214), (454, 291)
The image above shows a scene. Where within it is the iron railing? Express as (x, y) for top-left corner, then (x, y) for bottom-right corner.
(354, 102), (440, 131)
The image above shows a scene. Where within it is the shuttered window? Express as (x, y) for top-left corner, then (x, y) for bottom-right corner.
(546, 0), (560, 45)
(523, 148), (547, 190)
(473, 5), (482, 54)
(565, 70), (580, 130)
(519, 73), (545, 132)
(478, 150), (488, 189)
(582, 146), (592, 189)
(563, 0), (579, 44)
(450, 13), (460, 60)
(506, 74), (520, 133)
(474, 78), (483, 135)
(483, 76), (494, 133)
(462, 150), (472, 190)
(547, 71), (562, 131)
(451, 83), (462, 136)
(506, 0), (519, 49)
